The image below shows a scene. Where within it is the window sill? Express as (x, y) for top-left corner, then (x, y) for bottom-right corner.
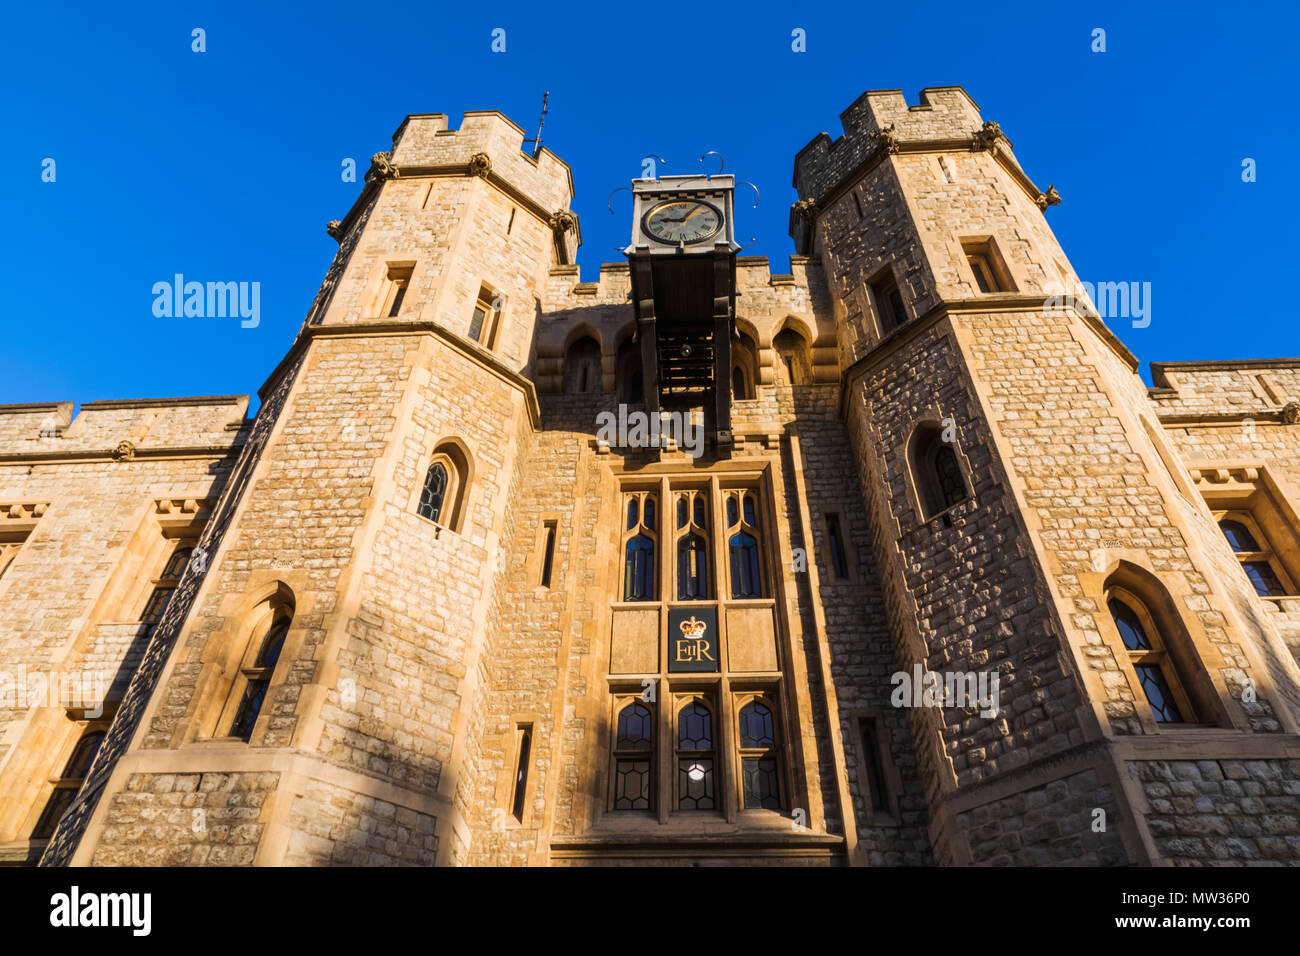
(1260, 595), (1300, 613)
(562, 810), (844, 847)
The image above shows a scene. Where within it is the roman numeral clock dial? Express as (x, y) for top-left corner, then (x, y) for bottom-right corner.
(642, 199), (723, 244)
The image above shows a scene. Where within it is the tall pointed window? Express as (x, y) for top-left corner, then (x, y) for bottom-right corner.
(675, 490), (710, 600)
(418, 462), (448, 523)
(228, 612), (290, 741)
(564, 335), (602, 394)
(909, 421), (969, 520)
(623, 491), (657, 601)
(676, 699), (715, 810)
(416, 442), (470, 532)
(1107, 592), (1191, 724)
(1219, 516), (1291, 597)
(738, 699), (781, 810)
(612, 701), (654, 811)
(726, 489), (764, 599)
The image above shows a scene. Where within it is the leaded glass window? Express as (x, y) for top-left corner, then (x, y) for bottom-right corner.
(229, 617), (289, 742)
(676, 700), (715, 810)
(418, 462), (448, 523)
(613, 702), (653, 811)
(1107, 593), (1189, 725)
(738, 700), (781, 810)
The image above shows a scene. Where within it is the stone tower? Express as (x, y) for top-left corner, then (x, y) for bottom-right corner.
(791, 87), (1300, 864)
(5, 88), (1297, 868)
(37, 111), (579, 866)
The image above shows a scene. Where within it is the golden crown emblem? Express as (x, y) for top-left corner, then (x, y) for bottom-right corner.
(679, 616), (707, 639)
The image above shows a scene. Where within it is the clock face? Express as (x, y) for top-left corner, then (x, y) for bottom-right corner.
(642, 199), (723, 245)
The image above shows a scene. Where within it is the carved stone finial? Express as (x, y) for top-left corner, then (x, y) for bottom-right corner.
(548, 209), (577, 233)
(365, 151), (399, 184)
(468, 152), (493, 178)
(868, 123), (899, 155)
(1035, 184), (1061, 211)
(112, 440), (136, 462)
(974, 120), (1004, 151)
(1282, 401), (1300, 425)
(792, 197), (817, 222)
(326, 220), (344, 240)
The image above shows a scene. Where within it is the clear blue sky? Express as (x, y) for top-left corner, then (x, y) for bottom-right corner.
(3, 0), (1296, 412)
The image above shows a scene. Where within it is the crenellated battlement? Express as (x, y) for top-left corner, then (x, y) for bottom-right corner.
(388, 110), (575, 217)
(0, 395), (248, 454)
(793, 86), (988, 201)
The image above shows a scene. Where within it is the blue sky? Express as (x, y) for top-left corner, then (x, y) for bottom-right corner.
(3, 0), (1296, 411)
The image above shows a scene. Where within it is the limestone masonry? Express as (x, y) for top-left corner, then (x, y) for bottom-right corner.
(3, 87), (1299, 866)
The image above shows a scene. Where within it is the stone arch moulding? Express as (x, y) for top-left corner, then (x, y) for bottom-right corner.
(177, 574), (306, 747)
(1082, 556), (1243, 733)
(899, 412), (974, 526)
(411, 434), (475, 534)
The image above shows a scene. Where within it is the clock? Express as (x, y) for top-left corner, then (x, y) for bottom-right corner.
(641, 199), (723, 245)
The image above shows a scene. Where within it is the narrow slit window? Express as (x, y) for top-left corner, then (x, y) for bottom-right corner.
(511, 726), (532, 821)
(540, 521), (556, 588)
(859, 719), (889, 814)
(869, 272), (906, 332)
(826, 514), (849, 580)
(382, 265), (413, 317)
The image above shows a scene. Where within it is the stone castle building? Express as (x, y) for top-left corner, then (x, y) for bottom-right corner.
(2, 86), (1299, 867)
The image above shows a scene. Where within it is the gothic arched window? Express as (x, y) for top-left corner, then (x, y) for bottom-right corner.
(228, 614), (290, 742)
(1107, 592), (1189, 724)
(909, 421), (969, 520)
(616, 336), (644, 404)
(738, 700), (782, 810)
(612, 702), (654, 811)
(418, 462), (449, 523)
(623, 491), (657, 601)
(726, 489), (764, 599)
(676, 700), (715, 810)
(416, 442), (471, 532)
(564, 335), (602, 395)
(675, 490), (710, 601)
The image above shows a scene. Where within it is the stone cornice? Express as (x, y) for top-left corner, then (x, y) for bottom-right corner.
(257, 321), (542, 430)
(837, 298), (1139, 420)
(0, 444), (244, 466)
(1151, 357), (1300, 387)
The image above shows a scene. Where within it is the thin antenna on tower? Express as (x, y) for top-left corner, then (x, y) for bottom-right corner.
(522, 91), (550, 158)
